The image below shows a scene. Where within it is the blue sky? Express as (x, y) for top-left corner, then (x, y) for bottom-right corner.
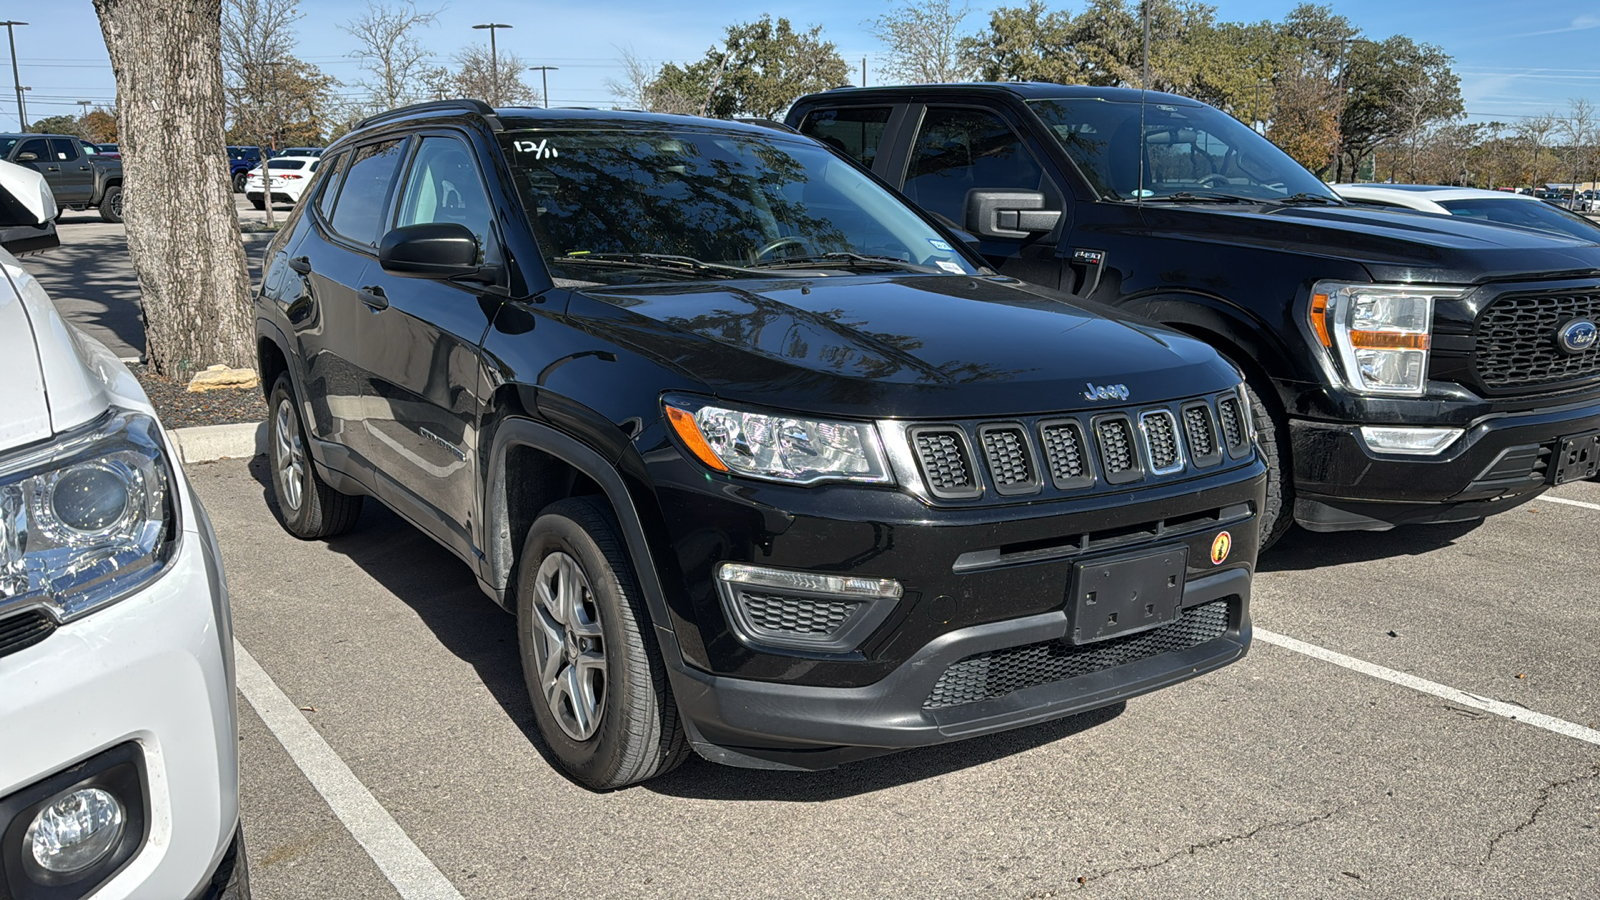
(10, 0), (1600, 129)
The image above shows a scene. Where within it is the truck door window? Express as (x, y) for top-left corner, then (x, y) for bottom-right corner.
(798, 107), (892, 169)
(902, 107), (1044, 229)
(48, 138), (80, 162)
(17, 138), (47, 161)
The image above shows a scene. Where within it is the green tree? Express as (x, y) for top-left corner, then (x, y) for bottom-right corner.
(645, 16), (847, 118)
(962, 0), (1081, 84)
(29, 115), (82, 135)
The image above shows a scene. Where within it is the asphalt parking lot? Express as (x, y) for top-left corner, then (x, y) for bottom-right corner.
(24, 202), (1600, 899)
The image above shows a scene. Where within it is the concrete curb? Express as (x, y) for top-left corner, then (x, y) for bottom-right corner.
(169, 421), (266, 464)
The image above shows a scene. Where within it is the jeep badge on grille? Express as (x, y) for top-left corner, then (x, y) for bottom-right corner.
(1083, 382), (1131, 401)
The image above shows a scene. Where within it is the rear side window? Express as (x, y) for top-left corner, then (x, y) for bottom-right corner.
(798, 107), (891, 169)
(48, 138), (80, 162)
(315, 152), (348, 219)
(902, 107), (1044, 228)
(328, 139), (407, 246)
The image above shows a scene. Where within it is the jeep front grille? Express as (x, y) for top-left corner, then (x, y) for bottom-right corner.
(1474, 292), (1600, 391)
(739, 592), (860, 635)
(923, 600), (1231, 709)
(903, 392), (1250, 502)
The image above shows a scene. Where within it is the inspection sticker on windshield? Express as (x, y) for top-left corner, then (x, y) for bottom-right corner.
(936, 260), (965, 274)
(927, 239), (952, 251)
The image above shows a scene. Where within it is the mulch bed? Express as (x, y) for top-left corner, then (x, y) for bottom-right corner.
(130, 364), (267, 430)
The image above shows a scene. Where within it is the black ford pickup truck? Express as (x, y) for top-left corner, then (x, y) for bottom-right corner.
(254, 100), (1265, 788)
(788, 83), (1600, 546)
(0, 133), (123, 223)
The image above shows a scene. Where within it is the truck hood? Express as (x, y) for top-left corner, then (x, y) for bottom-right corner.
(1136, 203), (1600, 284)
(570, 274), (1237, 419)
(0, 250), (116, 451)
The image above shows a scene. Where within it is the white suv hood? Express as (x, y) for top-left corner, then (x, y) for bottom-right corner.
(0, 249), (115, 452)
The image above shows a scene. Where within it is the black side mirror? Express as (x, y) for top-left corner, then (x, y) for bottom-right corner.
(965, 189), (1062, 240)
(379, 222), (483, 279)
(14, 152), (37, 163)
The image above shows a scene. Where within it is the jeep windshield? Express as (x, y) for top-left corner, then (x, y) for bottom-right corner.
(498, 128), (979, 285)
(1026, 98), (1340, 205)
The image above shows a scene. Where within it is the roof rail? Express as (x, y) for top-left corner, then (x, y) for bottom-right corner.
(355, 98), (500, 132)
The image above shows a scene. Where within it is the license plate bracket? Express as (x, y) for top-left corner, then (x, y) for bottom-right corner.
(1068, 547), (1189, 645)
(1553, 431), (1600, 485)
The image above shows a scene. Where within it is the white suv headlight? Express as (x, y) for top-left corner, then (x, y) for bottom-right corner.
(0, 410), (175, 622)
(663, 397), (892, 485)
(1306, 282), (1464, 397)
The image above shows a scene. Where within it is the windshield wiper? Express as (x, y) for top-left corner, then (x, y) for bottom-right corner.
(1277, 192), (1343, 206)
(556, 252), (764, 279)
(1143, 191), (1260, 204)
(746, 252), (941, 273)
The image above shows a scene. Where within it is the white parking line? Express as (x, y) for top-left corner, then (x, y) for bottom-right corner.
(1255, 629), (1600, 748)
(233, 640), (465, 900)
(1536, 494), (1600, 513)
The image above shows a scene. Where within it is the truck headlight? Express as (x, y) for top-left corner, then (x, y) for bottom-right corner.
(663, 396), (892, 485)
(0, 410), (175, 622)
(1306, 282), (1463, 397)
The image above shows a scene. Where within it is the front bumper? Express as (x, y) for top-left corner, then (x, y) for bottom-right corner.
(1289, 394), (1600, 530)
(643, 441), (1264, 765)
(0, 472), (242, 899)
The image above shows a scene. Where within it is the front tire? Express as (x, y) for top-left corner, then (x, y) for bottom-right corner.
(98, 185), (123, 223)
(266, 373), (362, 539)
(516, 497), (687, 790)
(1240, 377), (1293, 550)
(233, 171), (247, 193)
(248, 195), (265, 211)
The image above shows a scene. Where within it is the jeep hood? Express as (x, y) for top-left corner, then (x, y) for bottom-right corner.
(569, 274), (1237, 419)
(1135, 204), (1600, 284)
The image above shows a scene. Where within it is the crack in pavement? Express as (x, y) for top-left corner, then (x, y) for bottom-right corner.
(1071, 807), (1344, 890)
(1484, 764), (1600, 863)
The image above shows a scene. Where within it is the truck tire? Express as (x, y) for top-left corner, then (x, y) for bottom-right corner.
(266, 373), (363, 539)
(98, 185), (124, 224)
(516, 496), (688, 790)
(233, 171), (247, 193)
(1241, 377), (1293, 551)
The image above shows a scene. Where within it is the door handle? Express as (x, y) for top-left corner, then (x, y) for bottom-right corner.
(45, 166), (59, 172)
(78, 165), (90, 171)
(286, 256), (311, 274)
(359, 285), (389, 310)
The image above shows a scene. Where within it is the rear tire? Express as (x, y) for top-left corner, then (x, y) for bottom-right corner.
(266, 373), (362, 539)
(516, 497), (687, 790)
(98, 185), (123, 224)
(249, 195), (265, 211)
(232, 171), (247, 193)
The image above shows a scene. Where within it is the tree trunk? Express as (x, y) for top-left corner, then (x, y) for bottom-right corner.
(95, 0), (253, 378)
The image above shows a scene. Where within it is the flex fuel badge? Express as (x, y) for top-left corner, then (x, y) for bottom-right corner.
(1210, 531), (1232, 565)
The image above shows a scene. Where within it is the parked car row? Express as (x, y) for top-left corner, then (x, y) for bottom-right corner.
(6, 78), (1600, 894)
(228, 145), (325, 193)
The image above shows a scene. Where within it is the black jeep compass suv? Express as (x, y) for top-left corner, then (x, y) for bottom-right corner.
(254, 100), (1266, 789)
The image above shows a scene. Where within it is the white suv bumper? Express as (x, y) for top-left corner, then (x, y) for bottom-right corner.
(0, 467), (241, 900)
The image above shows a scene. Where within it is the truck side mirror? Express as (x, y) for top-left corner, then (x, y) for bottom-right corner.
(15, 151), (37, 163)
(964, 189), (1062, 240)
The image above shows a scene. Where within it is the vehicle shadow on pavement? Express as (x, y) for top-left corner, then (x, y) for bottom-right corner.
(26, 223), (146, 356)
(246, 456), (1129, 800)
(1259, 520), (1483, 572)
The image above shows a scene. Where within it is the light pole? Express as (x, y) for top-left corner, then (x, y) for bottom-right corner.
(472, 23), (512, 106)
(528, 65), (558, 108)
(0, 21), (27, 131)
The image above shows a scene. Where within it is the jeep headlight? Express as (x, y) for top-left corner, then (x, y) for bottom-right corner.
(1306, 282), (1463, 397)
(663, 397), (892, 485)
(0, 410), (175, 622)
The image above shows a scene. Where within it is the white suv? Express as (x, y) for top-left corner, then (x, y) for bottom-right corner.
(0, 161), (248, 898)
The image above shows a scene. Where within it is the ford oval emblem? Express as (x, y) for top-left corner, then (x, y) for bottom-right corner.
(1557, 318), (1598, 354)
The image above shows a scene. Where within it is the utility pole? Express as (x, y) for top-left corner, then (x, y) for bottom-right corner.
(472, 23), (513, 106)
(528, 65), (558, 108)
(76, 99), (92, 117)
(862, 57), (866, 87)
(0, 21), (26, 131)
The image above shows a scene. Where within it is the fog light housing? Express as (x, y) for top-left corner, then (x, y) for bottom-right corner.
(715, 563), (904, 653)
(25, 788), (124, 874)
(1359, 426), (1464, 456)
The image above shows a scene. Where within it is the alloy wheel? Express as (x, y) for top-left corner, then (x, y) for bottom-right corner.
(529, 551), (606, 741)
(273, 397), (305, 512)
